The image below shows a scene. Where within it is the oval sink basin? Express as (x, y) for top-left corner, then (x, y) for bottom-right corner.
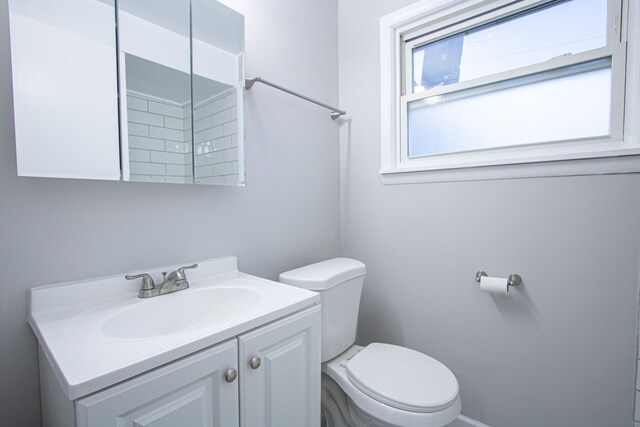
(101, 286), (266, 340)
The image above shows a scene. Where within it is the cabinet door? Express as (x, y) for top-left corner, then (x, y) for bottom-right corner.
(239, 306), (321, 427)
(8, 0), (120, 180)
(76, 340), (239, 427)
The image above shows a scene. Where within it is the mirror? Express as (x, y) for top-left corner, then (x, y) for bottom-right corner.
(118, 0), (245, 185)
(192, 0), (245, 185)
(9, 0), (245, 186)
(117, 0), (193, 184)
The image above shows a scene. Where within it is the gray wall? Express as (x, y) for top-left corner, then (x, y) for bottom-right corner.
(0, 0), (340, 425)
(338, 1), (640, 426)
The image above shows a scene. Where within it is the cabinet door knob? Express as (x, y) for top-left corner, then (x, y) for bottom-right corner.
(250, 356), (262, 369)
(225, 368), (237, 383)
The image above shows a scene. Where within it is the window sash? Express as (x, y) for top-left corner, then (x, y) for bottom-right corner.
(401, 0), (622, 49)
(397, 0), (626, 171)
(401, 45), (623, 104)
(403, 0), (622, 97)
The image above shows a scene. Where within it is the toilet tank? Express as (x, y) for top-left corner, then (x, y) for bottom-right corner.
(279, 258), (366, 362)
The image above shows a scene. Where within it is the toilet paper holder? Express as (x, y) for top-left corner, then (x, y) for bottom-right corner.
(475, 271), (522, 287)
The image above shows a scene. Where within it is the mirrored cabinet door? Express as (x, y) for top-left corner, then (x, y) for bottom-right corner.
(117, 0), (193, 184)
(8, 0), (120, 180)
(192, 0), (245, 185)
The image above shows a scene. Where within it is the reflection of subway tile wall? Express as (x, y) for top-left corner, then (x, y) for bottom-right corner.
(126, 92), (192, 184)
(193, 90), (240, 185)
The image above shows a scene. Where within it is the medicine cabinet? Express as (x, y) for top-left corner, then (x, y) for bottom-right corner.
(8, 0), (245, 186)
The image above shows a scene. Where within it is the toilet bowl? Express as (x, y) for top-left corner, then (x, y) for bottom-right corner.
(279, 258), (461, 427)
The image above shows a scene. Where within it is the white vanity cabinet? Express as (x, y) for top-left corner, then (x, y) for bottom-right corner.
(40, 306), (320, 427)
(76, 339), (240, 427)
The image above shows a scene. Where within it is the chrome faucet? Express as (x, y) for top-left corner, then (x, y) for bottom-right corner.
(125, 263), (198, 298)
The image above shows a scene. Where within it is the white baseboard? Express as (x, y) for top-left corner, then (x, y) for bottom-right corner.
(448, 414), (492, 427)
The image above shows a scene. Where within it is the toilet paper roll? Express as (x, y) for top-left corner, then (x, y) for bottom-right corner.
(480, 276), (509, 294)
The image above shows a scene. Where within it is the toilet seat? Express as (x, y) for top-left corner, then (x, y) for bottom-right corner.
(346, 343), (459, 413)
(323, 345), (461, 427)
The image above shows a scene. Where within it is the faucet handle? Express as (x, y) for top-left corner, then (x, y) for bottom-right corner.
(125, 273), (155, 291)
(177, 263), (198, 278)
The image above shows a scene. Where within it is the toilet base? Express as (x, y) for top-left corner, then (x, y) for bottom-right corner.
(322, 372), (354, 427)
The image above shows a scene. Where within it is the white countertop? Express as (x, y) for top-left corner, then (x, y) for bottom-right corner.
(28, 257), (319, 400)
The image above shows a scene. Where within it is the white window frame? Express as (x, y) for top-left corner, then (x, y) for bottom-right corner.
(380, 0), (640, 184)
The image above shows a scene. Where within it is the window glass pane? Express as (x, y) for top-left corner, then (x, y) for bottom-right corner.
(407, 61), (611, 157)
(411, 0), (608, 93)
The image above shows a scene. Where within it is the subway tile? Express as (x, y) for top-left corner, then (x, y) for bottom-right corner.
(211, 109), (231, 127)
(223, 120), (237, 136)
(148, 101), (184, 119)
(197, 176), (226, 184)
(196, 151), (224, 165)
(195, 116), (212, 132)
(150, 151), (188, 165)
(164, 116), (184, 130)
(128, 148), (150, 162)
(127, 109), (164, 126)
(214, 135), (233, 150)
(205, 99), (223, 115)
(149, 126), (184, 142)
(223, 148), (238, 162)
(195, 144), (213, 156)
(194, 106), (208, 121)
(196, 165), (214, 178)
(127, 96), (148, 112)
(130, 162), (165, 175)
(206, 125), (224, 141)
(129, 174), (151, 182)
(229, 106), (238, 121)
(165, 141), (191, 154)
(183, 117), (192, 129)
(128, 123), (149, 137)
(195, 153), (219, 167)
(183, 130), (193, 143)
(148, 175), (167, 183)
(223, 92), (237, 109)
(166, 164), (190, 177)
(211, 151), (225, 164)
(231, 161), (238, 174)
(225, 174), (240, 184)
(213, 162), (232, 176)
(165, 176), (188, 184)
(128, 135), (165, 151)
(195, 131), (207, 144)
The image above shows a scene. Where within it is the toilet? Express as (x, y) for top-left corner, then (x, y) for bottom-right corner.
(279, 258), (461, 427)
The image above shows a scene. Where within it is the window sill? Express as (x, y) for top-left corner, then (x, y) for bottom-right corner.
(380, 155), (640, 184)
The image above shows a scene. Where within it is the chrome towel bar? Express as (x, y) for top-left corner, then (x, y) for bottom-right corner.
(245, 76), (346, 120)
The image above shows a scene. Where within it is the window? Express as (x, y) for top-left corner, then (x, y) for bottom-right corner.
(380, 0), (639, 182)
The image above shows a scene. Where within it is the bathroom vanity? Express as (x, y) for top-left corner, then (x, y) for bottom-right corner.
(29, 257), (320, 426)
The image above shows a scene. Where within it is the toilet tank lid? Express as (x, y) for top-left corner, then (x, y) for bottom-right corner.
(279, 258), (366, 290)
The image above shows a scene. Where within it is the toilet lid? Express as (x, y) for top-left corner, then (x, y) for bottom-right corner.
(346, 343), (459, 413)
